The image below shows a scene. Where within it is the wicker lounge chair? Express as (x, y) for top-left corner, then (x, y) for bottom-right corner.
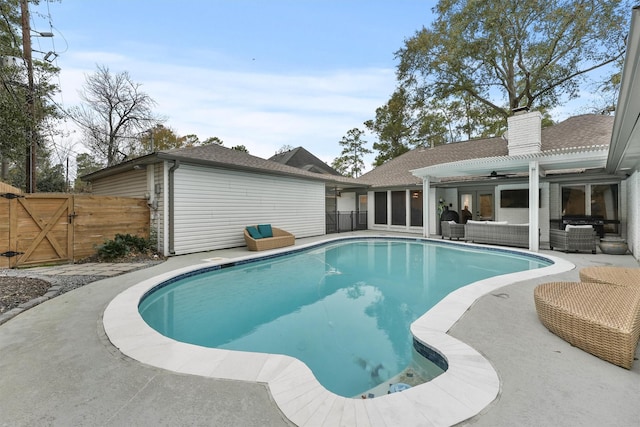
(441, 221), (465, 240)
(549, 226), (597, 253)
(578, 266), (640, 289)
(534, 281), (640, 369)
(244, 225), (295, 251)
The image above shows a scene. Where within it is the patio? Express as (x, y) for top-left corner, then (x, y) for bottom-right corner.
(0, 231), (638, 426)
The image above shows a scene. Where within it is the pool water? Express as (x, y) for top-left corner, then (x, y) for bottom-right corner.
(139, 238), (551, 397)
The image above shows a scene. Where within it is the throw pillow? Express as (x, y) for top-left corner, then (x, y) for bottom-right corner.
(246, 226), (263, 239)
(258, 224), (273, 238)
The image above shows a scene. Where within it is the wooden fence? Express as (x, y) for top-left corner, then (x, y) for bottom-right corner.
(0, 193), (149, 268)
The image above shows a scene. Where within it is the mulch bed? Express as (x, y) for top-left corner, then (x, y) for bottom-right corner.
(0, 276), (51, 314)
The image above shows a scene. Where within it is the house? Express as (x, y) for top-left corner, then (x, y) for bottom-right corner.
(82, 144), (363, 256)
(344, 7), (640, 262)
(83, 9), (640, 262)
(354, 113), (619, 253)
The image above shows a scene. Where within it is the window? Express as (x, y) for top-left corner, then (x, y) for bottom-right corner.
(561, 183), (619, 234)
(591, 184), (619, 234)
(562, 185), (586, 216)
(374, 192), (387, 224)
(410, 191), (423, 226)
(391, 191), (406, 225)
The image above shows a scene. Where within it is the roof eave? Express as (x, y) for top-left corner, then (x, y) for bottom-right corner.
(607, 6), (640, 174)
(82, 151), (367, 187)
(412, 146), (610, 179)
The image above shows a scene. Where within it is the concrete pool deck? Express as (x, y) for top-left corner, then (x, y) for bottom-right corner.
(1, 231), (639, 426)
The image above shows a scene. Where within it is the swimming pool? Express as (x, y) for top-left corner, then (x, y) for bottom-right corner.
(138, 238), (551, 397)
(103, 235), (573, 426)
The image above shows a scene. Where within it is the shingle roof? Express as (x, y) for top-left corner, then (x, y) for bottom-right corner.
(357, 114), (614, 188)
(159, 144), (361, 185)
(268, 147), (341, 175)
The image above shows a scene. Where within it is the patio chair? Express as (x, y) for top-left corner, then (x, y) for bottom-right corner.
(534, 281), (640, 369)
(549, 225), (597, 254)
(441, 221), (465, 240)
(578, 266), (640, 289)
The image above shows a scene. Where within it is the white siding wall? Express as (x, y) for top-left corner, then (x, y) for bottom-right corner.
(548, 183), (561, 220)
(91, 169), (148, 197)
(627, 170), (639, 260)
(495, 183), (550, 242)
(171, 164), (325, 255)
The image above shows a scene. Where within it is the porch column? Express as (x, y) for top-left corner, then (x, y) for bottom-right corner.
(528, 161), (540, 251)
(422, 176), (431, 238)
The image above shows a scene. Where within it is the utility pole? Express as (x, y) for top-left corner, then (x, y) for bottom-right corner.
(20, 0), (36, 193)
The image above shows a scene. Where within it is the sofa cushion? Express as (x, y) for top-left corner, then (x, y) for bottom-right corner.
(566, 224), (593, 230)
(466, 220), (486, 225)
(246, 226), (263, 239)
(258, 224), (273, 238)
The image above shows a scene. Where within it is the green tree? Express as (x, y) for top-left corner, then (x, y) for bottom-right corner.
(396, 0), (629, 123)
(202, 136), (223, 145)
(136, 124), (184, 154)
(68, 65), (162, 166)
(331, 128), (372, 178)
(74, 152), (103, 192)
(365, 89), (449, 166)
(231, 144), (249, 153)
(0, 0), (61, 190)
(36, 159), (66, 192)
(182, 134), (200, 146)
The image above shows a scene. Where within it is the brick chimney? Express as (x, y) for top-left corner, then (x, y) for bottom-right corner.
(506, 108), (542, 155)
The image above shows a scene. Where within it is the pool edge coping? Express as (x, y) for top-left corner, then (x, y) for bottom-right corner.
(102, 236), (574, 427)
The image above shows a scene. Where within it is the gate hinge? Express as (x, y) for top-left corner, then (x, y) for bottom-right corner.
(1, 192), (24, 199)
(0, 251), (24, 258)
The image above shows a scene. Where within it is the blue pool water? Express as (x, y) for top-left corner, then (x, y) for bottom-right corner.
(139, 238), (551, 397)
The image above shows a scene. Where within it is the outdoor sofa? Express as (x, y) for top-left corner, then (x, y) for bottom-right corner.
(464, 220), (530, 248)
(549, 225), (598, 253)
(534, 279), (640, 369)
(244, 224), (295, 251)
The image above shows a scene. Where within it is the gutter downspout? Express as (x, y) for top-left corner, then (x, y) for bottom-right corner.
(168, 160), (180, 255)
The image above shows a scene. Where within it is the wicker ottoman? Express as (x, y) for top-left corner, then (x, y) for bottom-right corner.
(579, 266), (640, 289)
(534, 281), (640, 369)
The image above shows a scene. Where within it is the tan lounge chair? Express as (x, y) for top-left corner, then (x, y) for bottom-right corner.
(534, 281), (640, 369)
(578, 266), (640, 289)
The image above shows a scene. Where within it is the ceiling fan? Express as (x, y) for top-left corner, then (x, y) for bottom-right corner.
(487, 170), (516, 179)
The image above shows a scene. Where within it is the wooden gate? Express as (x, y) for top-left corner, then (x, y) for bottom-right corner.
(1, 193), (73, 268)
(1, 193), (149, 269)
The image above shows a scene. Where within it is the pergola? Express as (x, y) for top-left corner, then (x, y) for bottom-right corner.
(411, 145), (610, 252)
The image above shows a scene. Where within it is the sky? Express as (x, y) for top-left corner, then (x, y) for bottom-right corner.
(28, 0), (437, 172)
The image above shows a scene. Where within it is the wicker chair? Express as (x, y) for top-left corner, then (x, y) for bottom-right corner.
(244, 226), (295, 251)
(549, 226), (598, 254)
(534, 281), (640, 369)
(579, 266), (640, 289)
(441, 221), (465, 240)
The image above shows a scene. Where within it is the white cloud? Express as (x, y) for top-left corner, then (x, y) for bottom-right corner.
(55, 50), (395, 165)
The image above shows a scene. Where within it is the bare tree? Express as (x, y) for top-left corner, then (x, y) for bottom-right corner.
(69, 65), (161, 166)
